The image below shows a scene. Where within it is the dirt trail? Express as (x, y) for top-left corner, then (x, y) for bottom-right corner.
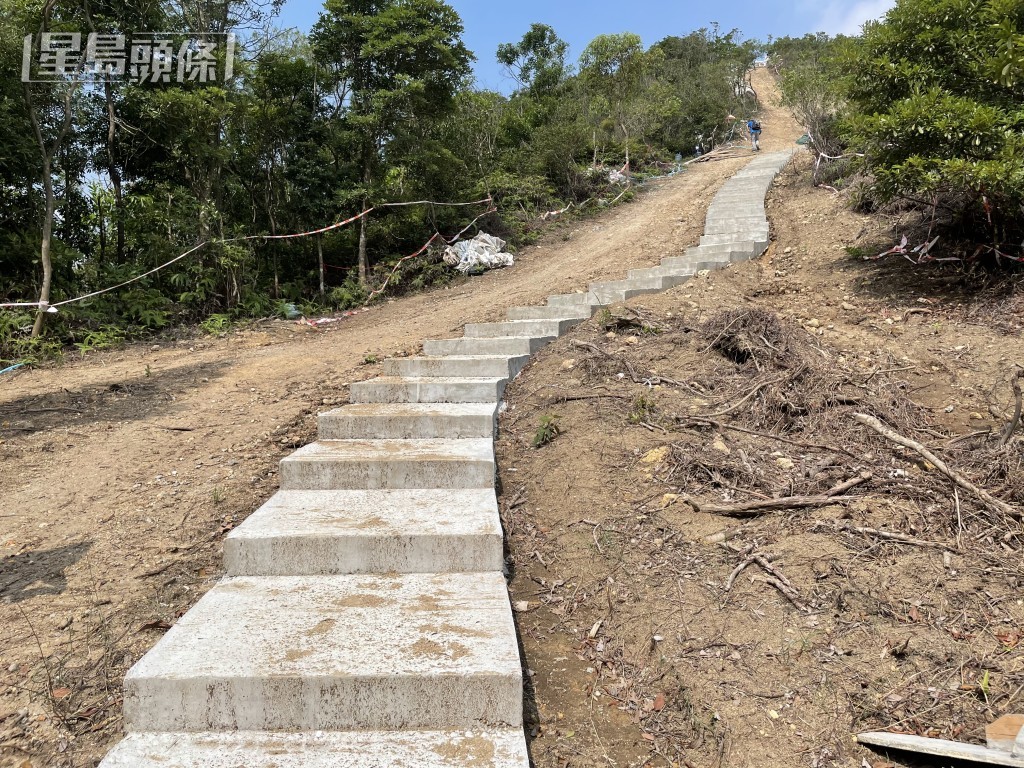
(498, 68), (1024, 768)
(0, 105), (764, 766)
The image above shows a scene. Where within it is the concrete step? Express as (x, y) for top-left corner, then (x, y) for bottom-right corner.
(101, 729), (531, 768)
(506, 304), (593, 321)
(280, 439), (495, 490)
(703, 221), (770, 236)
(423, 336), (553, 357)
(349, 377), (506, 404)
(463, 318), (579, 338)
(319, 403), (497, 440)
(384, 355), (528, 379)
(546, 292), (608, 309)
(705, 212), (767, 224)
(688, 240), (758, 255)
(626, 266), (692, 286)
(660, 255), (729, 271)
(707, 201), (764, 211)
(589, 277), (663, 301)
(712, 192), (770, 204)
(700, 232), (769, 247)
(122, 572), (522, 731)
(224, 489), (502, 576)
(102, 729), (530, 768)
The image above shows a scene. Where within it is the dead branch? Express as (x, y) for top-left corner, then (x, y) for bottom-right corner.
(854, 412), (1018, 520)
(704, 371), (795, 418)
(687, 473), (872, 517)
(703, 525), (752, 544)
(570, 339), (698, 393)
(998, 370), (1024, 447)
(823, 521), (958, 552)
(751, 575), (809, 612)
(947, 429), (991, 446)
(723, 543), (755, 591)
(681, 416), (857, 457)
(690, 494), (858, 517)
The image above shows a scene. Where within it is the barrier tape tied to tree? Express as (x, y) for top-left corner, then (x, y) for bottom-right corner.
(0, 197), (493, 313)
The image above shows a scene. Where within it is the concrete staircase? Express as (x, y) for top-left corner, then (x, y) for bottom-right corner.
(99, 149), (792, 767)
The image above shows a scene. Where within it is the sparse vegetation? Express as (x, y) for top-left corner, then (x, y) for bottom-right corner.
(532, 414), (561, 447)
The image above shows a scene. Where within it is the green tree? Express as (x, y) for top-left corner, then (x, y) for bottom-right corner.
(497, 23), (569, 96)
(579, 33), (665, 169)
(311, 0), (472, 286)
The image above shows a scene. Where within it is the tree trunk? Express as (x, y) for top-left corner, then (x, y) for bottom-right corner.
(32, 156), (55, 338)
(317, 232), (325, 296)
(357, 200), (368, 287)
(96, 190), (106, 259)
(357, 150), (371, 287)
(24, 75), (78, 339)
(103, 76), (124, 261)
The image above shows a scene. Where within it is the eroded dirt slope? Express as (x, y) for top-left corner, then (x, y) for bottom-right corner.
(499, 146), (1024, 768)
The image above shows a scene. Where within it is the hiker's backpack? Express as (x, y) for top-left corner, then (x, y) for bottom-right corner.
(750, 120), (761, 132)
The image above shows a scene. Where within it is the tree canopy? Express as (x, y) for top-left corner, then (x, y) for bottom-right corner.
(0, 2), (761, 362)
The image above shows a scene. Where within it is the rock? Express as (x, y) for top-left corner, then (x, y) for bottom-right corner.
(805, 318), (820, 328)
(624, 336), (639, 345)
(711, 436), (730, 454)
(775, 457), (795, 470)
(641, 446), (670, 464)
(783, 247), (792, 254)
(970, 412), (984, 420)
(560, 359), (576, 370)
(841, 302), (856, 311)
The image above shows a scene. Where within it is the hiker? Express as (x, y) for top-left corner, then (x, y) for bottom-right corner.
(747, 118), (762, 151)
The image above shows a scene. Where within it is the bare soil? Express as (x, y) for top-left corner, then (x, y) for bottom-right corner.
(498, 72), (1024, 768)
(0, 116), (748, 767)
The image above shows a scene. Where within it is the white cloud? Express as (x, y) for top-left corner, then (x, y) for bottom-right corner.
(814, 0), (896, 36)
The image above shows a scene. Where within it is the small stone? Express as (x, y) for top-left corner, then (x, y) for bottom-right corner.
(775, 457), (795, 470)
(841, 301), (856, 311)
(641, 446), (670, 464)
(783, 247), (792, 254)
(970, 412), (984, 420)
(605, 332), (617, 339)
(624, 336), (639, 345)
(711, 437), (730, 454)
(805, 318), (820, 328)
(513, 601), (530, 613)
(560, 359), (576, 370)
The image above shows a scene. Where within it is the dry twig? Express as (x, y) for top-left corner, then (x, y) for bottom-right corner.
(854, 413), (1018, 520)
(688, 472), (871, 517)
(821, 521), (959, 552)
(681, 415), (856, 457)
(998, 369), (1024, 447)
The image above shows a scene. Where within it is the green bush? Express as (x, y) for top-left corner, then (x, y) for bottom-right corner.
(844, 0), (1024, 248)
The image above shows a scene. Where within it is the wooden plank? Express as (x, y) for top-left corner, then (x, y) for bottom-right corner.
(987, 715), (1024, 753)
(858, 731), (1024, 767)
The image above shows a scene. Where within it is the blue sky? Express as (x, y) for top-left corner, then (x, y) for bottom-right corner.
(275, 0), (896, 91)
